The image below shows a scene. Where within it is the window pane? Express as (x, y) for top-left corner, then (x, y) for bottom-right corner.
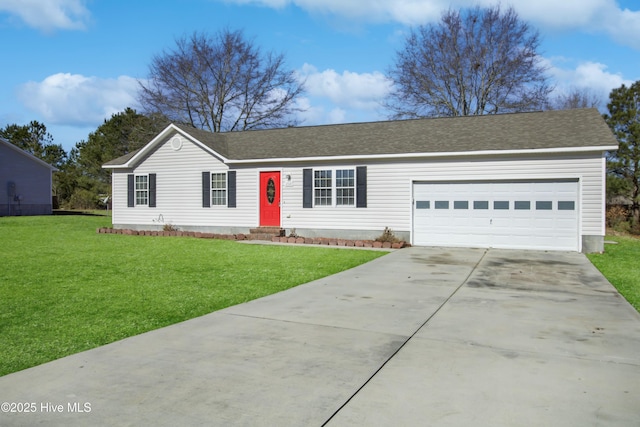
(558, 201), (575, 211)
(474, 201), (489, 209)
(336, 188), (354, 205)
(135, 175), (147, 189)
(416, 201), (430, 209)
(494, 201), (509, 210)
(454, 201), (469, 209)
(314, 189), (331, 206)
(314, 170), (332, 188)
(211, 173), (226, 189)
(336, 169), (354, 187)
(536, 201), (552, 210)
(211, 173), (227, 205)
(514, 201), (530, 210)
(435, 201), (449, 209)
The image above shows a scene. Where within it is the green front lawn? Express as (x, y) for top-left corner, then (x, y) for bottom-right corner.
(0, 215), (386, 376)
(587, 236), (640, 312)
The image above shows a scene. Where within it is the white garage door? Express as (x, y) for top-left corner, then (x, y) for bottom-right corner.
(413, 180), (579, 251)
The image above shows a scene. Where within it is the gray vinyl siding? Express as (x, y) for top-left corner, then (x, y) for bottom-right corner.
(279, 153), (605, 238)
(0, 142), (53, 216)
(112, 134), (256, 229)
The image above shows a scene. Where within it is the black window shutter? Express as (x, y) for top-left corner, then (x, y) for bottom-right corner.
(127, 174), (134, 207)
(148, 173), (156, 208)
(227, 171), (236, 208)
(202, 172), (210, 208)
(356, 166), (367, 208)
(303, 168), (312, 208)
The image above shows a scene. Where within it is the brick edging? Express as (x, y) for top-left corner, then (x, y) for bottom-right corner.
(96, 228), (410, 249)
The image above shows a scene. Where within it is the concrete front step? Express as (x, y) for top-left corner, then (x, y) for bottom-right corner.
(249, 227), (285, 237)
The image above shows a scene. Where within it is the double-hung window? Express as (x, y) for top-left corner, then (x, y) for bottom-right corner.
(211, 173), (227, 206)
(135, 175), (148, 205)
(314, 170), (332, 206)
(313, 168), (355, 207)
(336, 169), (355, 206)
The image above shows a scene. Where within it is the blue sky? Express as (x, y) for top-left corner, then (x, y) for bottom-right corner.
(0, 0), (638, 152)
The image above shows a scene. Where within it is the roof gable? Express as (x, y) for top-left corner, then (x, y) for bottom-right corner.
(102, 123), (230, 168)
(103, 109), (618, 168)
(0, 137), (58, 171)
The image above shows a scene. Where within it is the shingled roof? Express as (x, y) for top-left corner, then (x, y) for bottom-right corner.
(103, 108), (617, 167)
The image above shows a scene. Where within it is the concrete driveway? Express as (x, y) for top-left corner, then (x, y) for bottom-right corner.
(1, 247), (639, 426)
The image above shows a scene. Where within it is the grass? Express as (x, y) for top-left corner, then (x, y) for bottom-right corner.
(0, 215), (387, 377)
(587, 235), (640, 312)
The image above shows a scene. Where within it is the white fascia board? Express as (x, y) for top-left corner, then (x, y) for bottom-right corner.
(102, 124), (229, 169)
(102, 164), (128, 170)
(227, 145), (619, 165)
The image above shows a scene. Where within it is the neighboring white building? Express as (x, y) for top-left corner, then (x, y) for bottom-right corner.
(103, 109), (617, 253)
(1, 137), (57, 216)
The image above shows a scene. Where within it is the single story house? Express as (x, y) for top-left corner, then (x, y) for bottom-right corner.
(103, 108), (618, 253)
(1, 137), (57, 216)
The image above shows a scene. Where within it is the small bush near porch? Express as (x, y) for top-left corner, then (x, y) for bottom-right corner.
(0, 215), (386, 377)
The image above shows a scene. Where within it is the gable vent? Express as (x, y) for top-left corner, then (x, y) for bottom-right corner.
(170, 136), (183, 151)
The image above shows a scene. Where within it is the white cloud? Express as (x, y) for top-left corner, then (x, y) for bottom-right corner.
(601, 6), (640, 49)
(296, 98), (350, 126)
(299, 63), (391, 110)
(222, 0), (448, 24)
(221, 0), (640, 49)
(18, 73), (139, 126)
(0, 0), (89, 32)
(327, 107), (347, 123)
(547, 59), (634, 108)
(510, 0), (640, 49)
(500, 0), (608, 28)
(295, 57), (635, 125)
(293, 96), (322, 124)
(294, 64), (391, 125)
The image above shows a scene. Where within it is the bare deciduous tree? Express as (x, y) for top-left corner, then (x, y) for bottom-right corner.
(385, 5), (552, 118)
(138, 29), (305, 132)
(551, 87), (601, 110)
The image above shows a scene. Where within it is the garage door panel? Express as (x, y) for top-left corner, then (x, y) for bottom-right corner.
(532, 218), (555, 231)
(413, 181), (579, 251)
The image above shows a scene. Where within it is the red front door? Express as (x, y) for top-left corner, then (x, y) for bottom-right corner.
(260, 171), (281, 227)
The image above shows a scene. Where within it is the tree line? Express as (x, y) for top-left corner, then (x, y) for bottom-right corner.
(1, 5), (637, 230)
(0, 110), (168, 209)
